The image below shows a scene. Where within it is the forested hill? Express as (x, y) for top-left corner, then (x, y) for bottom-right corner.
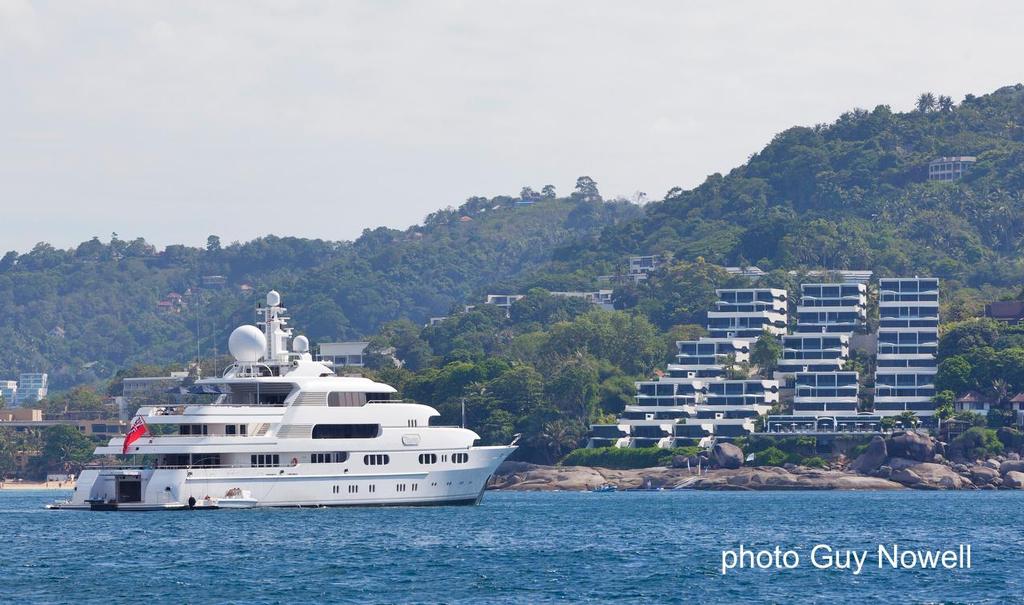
(5, 83), (1024, 392)
(0, 195), (640, 389)
(585, 84), (1024, 286)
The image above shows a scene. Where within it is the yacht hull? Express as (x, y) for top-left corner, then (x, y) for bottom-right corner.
(56, 445), (514, 511)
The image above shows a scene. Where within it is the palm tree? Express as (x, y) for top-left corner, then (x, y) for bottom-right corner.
(916, 92), (937, 113)
(537, 419), (585, 464)
(937, 95), (954, 112)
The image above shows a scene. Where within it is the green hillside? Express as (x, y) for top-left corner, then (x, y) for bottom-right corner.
(605, 84), (1024, 282)
(0, 196), (640, 389)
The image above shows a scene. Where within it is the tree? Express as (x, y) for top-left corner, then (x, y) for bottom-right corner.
(206, 235), (222, 252)
(541, 185), (557, 199)
(519, 187), (539, 202)
(896, 410), (919, 429)
(935, 355), (973, 393)
(750, 331), (782, 374)
(916, 92), (937, 113)
(40, 425), (94, 474)
(937, 95), (954, 112)
(572, 176), (601, 202)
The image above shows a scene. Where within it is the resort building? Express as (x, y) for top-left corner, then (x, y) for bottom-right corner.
(15, 373), (47, 406)
(590, 377), (779, 448)
(724, 266), (767, 279)
(669, 339), (751, 379)
(874, 277), (939, 416)
(122, 372), (189, 402)
(775, 334), (849, 379)
(792, 372), (859, 415)
(928, 156), (976, 181)
(317, 342), (370, 367)
(628, 255), (664, 280)
(484, 294), (525, 314)
(795, 282), (867, 334)
(789, 270), (873, 284)
(985, 301), (1024, 325)
(764, 415), (881, 434)
(706, 288), (788, 339)
(0, 380), (16, 406)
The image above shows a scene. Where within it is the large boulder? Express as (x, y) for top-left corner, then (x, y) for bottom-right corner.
(675, 466), (903, 490)
(968, 465), (1000, 486)
(851, 436), (888, 474)
(1003, 471), (1024, 489)
(712, 442), (744, 470)
(888, 431), (935, 462)
(999, 460), (1024, 475)
(890, 462), (974, 490)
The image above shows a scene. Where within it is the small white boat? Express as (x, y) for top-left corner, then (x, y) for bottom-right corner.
(215, 488), (258, 509)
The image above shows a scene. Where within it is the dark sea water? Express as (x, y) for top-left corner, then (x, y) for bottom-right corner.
(2, 489), (1023, 604)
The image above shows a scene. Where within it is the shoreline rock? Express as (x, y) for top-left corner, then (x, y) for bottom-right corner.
(490, 462), (905, 491)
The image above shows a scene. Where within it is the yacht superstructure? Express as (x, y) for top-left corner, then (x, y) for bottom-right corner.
(52, 291), (517, 510)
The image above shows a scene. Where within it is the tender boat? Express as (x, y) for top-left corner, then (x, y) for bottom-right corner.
(50, 291), (517, 510)
(215, 488), (259, 509)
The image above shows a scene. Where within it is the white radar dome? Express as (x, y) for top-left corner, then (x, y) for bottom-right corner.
(266, 290), (281, 307)
(229, 325), (267, 362)
(292, 335), (310, 353)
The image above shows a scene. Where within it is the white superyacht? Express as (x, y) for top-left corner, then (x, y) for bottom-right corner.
(52, 291), (517, 510)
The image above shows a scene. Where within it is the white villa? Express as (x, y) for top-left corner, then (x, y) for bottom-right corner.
(706, 288), (788, 339)
(792, 371), (859, 416)
(775, 334), (850, 380)
(874, 278), (939, 416)
(795, 282), (867, 334)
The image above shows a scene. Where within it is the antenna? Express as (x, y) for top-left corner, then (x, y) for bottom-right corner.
(461, 397), (466, 429)
(193, 289), (202, 379)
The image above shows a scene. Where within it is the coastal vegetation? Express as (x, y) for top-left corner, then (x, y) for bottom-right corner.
(4, 85), (1024, 469)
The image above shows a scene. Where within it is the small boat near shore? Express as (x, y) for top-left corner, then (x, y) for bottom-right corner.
(590, 483), (617, 493)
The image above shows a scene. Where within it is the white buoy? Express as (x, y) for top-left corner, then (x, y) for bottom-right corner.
(229, 325), (267, 362)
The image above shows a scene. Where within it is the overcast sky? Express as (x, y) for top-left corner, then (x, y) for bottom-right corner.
(1, 1), (1022, 253)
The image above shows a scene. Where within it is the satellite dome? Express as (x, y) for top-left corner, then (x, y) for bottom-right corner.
(266, 290), (281, 307)
(292, 335), (309, 353)
(229, 325), (267, 362)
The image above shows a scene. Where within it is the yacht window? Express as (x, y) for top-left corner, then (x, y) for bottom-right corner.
(251, 454), (280, 468)
(310, 453), (332, 464)
(239, 424), (247, 435)
(452, 453), (469, 464)
(179, 424), (208, 436)
(418, 453), (437, 464)
(363, 454), (390, 466)
(334, 452), (349, 463)
(225, 425), (237, 435)
(328, 392), (367, 407)
(312, 424), (380, 439)
(162, 454), (190, 467)
(366, 392), (393, 402)
(192, 454), (221, 468)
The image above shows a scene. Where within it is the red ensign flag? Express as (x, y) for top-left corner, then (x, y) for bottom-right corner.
(122, 416), (148, 454)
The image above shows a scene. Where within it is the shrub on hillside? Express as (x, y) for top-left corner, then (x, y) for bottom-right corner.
(750, 447), (789, 467)
(950, 427), (1005, 461)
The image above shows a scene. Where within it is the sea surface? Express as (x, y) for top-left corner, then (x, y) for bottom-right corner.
(1, 489), (1022, 604)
